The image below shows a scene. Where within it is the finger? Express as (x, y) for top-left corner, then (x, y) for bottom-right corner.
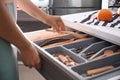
(58, 20), (66, 31)
(52, 27), (56, 32)
(57, 16), (66, 31)
(33, 56), (41, 69)
(35, 62), (41, 69)
(24, 63), (33, 68)
(57, 22), (66, 33)
(35, 59), (41, 69)
(28, 65), (33, 68)
(53, 24), (60, 32)
(28, 62), (35, 68)
(57, 23), (63, 32)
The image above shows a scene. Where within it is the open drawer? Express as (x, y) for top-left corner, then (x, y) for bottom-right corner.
(33, 29), (120, 80)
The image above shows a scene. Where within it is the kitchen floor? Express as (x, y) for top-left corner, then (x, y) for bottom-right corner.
(19, 64), (46, 80)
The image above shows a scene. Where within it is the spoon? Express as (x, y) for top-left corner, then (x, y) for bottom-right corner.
(61, 31), (88, 39)
(93, 50), (114, 60)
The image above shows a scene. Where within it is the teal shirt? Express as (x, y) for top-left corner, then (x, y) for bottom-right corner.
(0, 2), (18, 80)
(6, 2), (17, 21)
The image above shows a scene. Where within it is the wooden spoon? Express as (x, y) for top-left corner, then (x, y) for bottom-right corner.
(93, 50), (114, 60)
(45, 29), (88, 39)
(61, 31), (88, 39)
(87, 65), (114, 76)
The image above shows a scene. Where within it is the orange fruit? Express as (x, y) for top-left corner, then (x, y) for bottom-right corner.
(97, 9), (113, 22)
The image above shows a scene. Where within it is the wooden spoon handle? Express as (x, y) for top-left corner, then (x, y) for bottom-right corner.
(45, 30), (88, 39)
(40, 37), (72, 47)
(93, 54), (106, 60)
(42, 38), (75, 48)
(61, 31), (88, 39)
(87, 66), (114, 76)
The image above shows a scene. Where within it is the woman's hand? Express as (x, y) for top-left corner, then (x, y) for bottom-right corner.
(0, 1), (40, 69)
(19, 43), (40, 68)
(45, 15), (66, 32)
(17, 0), (66, 32)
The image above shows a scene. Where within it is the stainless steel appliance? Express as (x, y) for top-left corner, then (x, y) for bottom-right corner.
(49, 0), (101, 15)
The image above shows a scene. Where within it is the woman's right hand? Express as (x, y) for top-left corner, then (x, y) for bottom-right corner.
(19, 43), (40, 68)
(0, 0), (40, 69)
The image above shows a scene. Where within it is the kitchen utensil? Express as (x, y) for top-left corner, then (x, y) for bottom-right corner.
(93, 50), (114, 60)
(86, 51), (96, 58)
(42, 38), (76, 48)
(87, 66), (114, 76)
(87, 62), (120, 76)
(93, 48), (120, 60)
(61, 31), (88, 39)
(40, 37), (73, 47)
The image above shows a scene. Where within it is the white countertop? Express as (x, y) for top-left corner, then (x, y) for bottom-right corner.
(61, 11), (120, 46)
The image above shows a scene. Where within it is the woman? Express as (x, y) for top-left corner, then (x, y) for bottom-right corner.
(0, 0), (66, 80)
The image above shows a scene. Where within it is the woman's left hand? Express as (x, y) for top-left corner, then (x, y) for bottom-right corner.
(17, 0), (66, 32)
(44, 15), (66, 32)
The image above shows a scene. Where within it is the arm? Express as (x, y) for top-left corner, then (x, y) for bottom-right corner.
(0, 2), (40, 68)
(17, 0), (66, 32)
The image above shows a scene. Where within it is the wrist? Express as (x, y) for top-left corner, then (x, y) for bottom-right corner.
(17, 41), (33, 53)
(41, 14), (52, 24)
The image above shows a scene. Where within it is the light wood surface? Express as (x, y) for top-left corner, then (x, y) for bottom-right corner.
(24, 29), (63, 41)
(87, 66), (114, 76)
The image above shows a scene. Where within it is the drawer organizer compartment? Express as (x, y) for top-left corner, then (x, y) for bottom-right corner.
(90, 45), (120, 60)
(72, 53), (120, 79)
(45, 46), (86, 67)
(35, 32), (90, 49)
(89, 68), (120, 80)
(80, 41), (113, 60)
(63, 37), (102, 54)
(34, 30), (120, 80)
